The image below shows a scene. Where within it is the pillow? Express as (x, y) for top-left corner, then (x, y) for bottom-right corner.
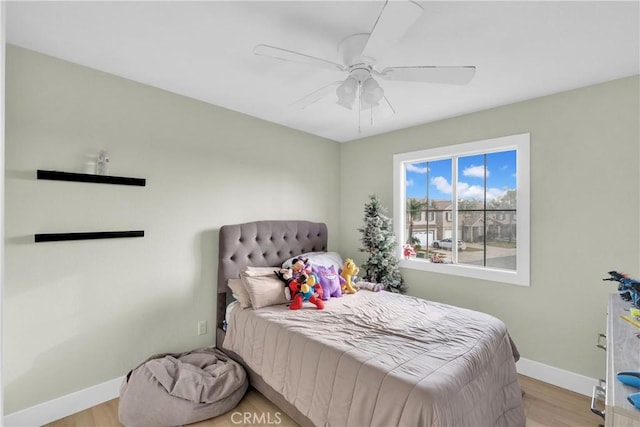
(240, 273), (288, 309)
(283, 251), (343, 272)
(242, 266), (279, 277)
(228, 278), (251, 309)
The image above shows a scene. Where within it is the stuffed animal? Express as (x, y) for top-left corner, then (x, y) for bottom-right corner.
(274, 268), (293, 301)
(339, 259), (359, 294)
(313, 264), (344, 300)
(603, 271), (640, 308)
(288, 277), (324, 310)
(277, 258), (323, 309)
(403, 244), (416, 259)
(355, 281), (383, 292)
(290, 258), (316, 288)
(430, 253), (446, 263)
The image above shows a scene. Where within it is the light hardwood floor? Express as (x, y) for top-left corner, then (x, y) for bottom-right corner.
(45, 375), (604, 427)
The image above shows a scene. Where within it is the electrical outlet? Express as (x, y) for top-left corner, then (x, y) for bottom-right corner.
(197, 320), (207, 336)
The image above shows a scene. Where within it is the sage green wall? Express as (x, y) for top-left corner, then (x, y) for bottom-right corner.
(3, 45), (340, 414)
(339, 76), (640, 380)
(4, 42), (639, 415)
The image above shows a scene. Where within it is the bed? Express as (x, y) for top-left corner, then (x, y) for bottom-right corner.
(216, 220), (525, 426)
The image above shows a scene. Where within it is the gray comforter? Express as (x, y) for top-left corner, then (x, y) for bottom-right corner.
(223, 290), (525, 427)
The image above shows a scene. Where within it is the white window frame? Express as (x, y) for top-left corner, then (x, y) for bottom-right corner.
(393, 133), (530, 286)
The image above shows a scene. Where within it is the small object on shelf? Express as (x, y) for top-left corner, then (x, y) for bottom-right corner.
(34, 230), (144, 243)
(603, 271), (640, 308)
(96, 150), (110, 175)
(621, 315), (640, 329)
(403, 244), (416, 259)
(37, 170), (145, 186)
(430, 252), (447, 263)
(628, 392), (640, 409)
(84, 161), (96, 174)
(617, 372), (640, 389)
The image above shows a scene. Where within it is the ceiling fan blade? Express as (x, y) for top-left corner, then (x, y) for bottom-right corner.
(254, 44), (345, 72)
(380, 96), (396, 118)
(291, 81), (342, 109)
(360, 0), (424, 60)
(378, 66), (476, 85)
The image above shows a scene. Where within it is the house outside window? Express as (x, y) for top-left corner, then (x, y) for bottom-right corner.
(393, 133), (530, 286)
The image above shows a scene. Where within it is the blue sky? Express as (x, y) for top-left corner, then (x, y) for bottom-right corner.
(405, 150), (516, 201)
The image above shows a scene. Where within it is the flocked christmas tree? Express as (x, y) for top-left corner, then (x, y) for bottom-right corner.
(358, 194), (407, 293)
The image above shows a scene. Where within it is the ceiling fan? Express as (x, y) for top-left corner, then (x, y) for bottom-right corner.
(253, 0), (476, 128)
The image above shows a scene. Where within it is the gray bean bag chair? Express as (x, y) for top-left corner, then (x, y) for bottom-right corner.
(119, 347), (248, 427)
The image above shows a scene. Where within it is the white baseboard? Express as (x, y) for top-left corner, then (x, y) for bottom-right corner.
(2, 358), (597, 426)
(2, 376), (124, 427)
(517, 357), (598, 397)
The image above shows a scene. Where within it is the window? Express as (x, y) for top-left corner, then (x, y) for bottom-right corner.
(393, 133), (530, 286)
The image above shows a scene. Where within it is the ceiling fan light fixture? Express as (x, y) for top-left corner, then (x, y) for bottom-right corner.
(361, 77), (384, 107)
(336, 76), (358, 109)
(336, 97), (355, 110)
(254, 1), (475, 132)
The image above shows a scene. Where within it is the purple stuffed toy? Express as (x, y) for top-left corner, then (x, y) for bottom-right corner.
(313, 264), (345, 300)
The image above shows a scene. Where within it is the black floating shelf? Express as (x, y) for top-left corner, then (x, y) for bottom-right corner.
(35, 230), (144, 243)
(37, 170), (146, 186)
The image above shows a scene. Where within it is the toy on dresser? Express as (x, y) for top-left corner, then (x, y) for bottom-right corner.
(604, 271), (640, 411)
(603, 271), (640, 308)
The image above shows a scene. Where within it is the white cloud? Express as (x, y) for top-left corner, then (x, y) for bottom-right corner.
(407, 164), (428, 174)
(431, 176), (451, 194)
(458, 183), (484, 199)
(431, 176), (506, 201)
(406, 178), (414, 187)
(463, 165), (489, 178)
(459, 183), (506, 201)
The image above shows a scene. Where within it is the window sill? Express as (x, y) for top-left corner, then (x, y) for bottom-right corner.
(399, 257), (529, 287)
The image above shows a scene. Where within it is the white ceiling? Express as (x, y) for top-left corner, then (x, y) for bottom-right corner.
(6, 1), (640, 143)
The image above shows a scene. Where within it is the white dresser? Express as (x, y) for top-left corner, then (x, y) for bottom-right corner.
(594, 295), (640, 426)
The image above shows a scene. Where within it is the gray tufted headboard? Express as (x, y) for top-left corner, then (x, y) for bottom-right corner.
(216, 220), (328, 343)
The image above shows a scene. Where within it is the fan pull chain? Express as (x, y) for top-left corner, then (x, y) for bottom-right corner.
(357, 82), (362, 133)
